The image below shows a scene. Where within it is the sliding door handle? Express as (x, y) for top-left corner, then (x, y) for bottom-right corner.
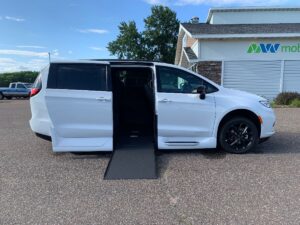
(159, 99), (172, 103)
(96, 97), (111, 102)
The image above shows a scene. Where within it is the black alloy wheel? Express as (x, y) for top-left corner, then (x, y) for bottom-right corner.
(219, 117), (258, 154)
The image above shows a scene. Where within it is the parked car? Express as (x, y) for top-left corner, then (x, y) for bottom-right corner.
(0, 82), (32, 100)
(29, 60), (276, 154)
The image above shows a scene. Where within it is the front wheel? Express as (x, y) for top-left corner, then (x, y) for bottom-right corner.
(219, 117), (259, 154)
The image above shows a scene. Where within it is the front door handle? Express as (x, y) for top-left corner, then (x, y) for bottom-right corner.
(159, 99), (172, 103)
(96, 97), (111, 102)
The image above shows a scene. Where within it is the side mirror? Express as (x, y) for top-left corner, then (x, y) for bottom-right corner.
(197, 85), (206, 100)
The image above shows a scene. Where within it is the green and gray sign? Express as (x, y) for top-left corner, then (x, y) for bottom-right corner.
(247, 43), (300, 53)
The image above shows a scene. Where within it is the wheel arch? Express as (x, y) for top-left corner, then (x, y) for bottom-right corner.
(216, 109), (261, 140)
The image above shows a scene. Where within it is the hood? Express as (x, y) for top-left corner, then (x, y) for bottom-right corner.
(219, 87), (266, 101)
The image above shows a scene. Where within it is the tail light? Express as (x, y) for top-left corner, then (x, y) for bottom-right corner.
(30, 88), (41, 97)
(31, 74), (42, 97)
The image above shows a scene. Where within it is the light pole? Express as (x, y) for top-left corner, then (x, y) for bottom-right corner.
(48, 52), (51, 63)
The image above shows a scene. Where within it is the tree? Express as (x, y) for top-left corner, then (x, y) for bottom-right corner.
(143, 6), (179, 63)
(0, 71), (39, 87)
(107, 6), (179, 63)
(107, 21), (145, 60)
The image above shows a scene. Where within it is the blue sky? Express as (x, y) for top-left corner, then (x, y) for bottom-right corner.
(0, 0), (299, 72)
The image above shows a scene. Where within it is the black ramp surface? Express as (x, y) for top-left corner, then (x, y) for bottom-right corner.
(104, 137), (157, 180)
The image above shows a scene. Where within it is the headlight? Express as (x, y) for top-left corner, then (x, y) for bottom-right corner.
(259, 100), (271, 108)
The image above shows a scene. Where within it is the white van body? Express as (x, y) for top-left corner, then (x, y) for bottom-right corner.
(30, 60), (275, 154)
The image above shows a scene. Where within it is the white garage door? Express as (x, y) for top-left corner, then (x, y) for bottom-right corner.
(283, 61), (300, 93)
(223, 61), (281, 99)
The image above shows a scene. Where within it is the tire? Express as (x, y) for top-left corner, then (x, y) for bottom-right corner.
(6, 96), (12, 100)
(219, 117), (259, 154)
(0, 92), (4, 100)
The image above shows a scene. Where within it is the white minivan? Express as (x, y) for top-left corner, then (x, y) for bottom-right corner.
(29, 60), (275, 154)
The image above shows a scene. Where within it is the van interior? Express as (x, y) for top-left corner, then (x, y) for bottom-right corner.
(111, 67), (155, 147)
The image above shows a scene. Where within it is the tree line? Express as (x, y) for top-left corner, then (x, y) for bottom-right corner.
(0, 71), (39, 87)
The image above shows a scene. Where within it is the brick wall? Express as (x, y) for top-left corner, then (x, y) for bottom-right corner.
(197, 61), (222, 85)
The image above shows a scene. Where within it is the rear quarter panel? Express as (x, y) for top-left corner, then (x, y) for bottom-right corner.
(29, 66), (52, 136)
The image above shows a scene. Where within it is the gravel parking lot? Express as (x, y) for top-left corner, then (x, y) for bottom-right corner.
(1, 100), (300, 225)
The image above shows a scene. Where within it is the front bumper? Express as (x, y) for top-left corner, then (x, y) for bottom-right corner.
(259, 109), (276, 138)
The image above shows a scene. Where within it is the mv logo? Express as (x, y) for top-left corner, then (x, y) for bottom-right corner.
(247, 43), (280, 54)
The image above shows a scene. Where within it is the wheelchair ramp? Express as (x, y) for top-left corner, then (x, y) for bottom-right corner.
(104, 136), (157, 180)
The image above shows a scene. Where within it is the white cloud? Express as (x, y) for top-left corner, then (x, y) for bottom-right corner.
(77, 29), (109, 34)
(178, 0), (285, 5)
(0, 58), (47, 73)
(89, 46), (105, 51)
(16, 45), (46, 49)
(145, 0), (288, 5)
(68, 50), (73, 54)
(49, 49), (66, 60)
(0, 49), (48, 58)
(4, 16), (25, 22)
(144, 0), (169, 4)
(0, 58), (16, 64)
(52, 49), (59, 57)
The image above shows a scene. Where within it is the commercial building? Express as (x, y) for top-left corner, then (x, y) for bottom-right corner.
(175, 7), (300, 99)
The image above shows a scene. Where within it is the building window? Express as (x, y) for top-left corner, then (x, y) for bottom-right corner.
(183, 34), (187, 48)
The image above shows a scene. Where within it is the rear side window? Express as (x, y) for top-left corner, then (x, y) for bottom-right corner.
(17, 83), (25, 89)
(10, 83), (16, 88)
(47, 63), (108, 91)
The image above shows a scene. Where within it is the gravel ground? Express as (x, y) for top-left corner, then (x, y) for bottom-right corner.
(1, 100), (300, 225)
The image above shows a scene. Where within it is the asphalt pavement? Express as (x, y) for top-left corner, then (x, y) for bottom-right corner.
(1, 100), (300, 225)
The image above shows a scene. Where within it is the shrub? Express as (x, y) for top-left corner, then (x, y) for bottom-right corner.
(274, 92), (300, 105)
(270, 101), (276, 108)
(290, 98), (300, 107)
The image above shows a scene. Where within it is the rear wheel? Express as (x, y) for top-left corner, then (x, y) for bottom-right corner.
(0, 92), (4, 100)
(6, 96), (12, 100)
(219, 117), (258, 154)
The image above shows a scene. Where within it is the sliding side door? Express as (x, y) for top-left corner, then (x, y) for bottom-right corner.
(45, 62), (113, 152)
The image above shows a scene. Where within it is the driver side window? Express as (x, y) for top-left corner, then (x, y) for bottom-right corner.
(156, 66), (218, 94)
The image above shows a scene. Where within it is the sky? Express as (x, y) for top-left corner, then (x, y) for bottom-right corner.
(0, 0), (299, 72)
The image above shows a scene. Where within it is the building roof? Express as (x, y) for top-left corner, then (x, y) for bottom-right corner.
(206, 7), (300, 23)
(181, 23), (300, 38)
(183, 47), (197, 61)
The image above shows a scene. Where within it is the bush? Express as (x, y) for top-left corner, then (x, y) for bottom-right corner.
(274, 92), (300, 105)
(290, 98), (300, 107)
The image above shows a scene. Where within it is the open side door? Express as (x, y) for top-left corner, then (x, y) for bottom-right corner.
(45, 62), (113, 152)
